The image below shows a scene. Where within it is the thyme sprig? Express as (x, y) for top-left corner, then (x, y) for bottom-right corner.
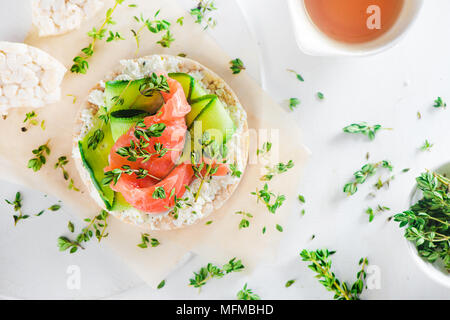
(394, 171), (450, 271)
(132, 11), (172, 52)
(289, 98), (300, 110)
(5, 192), (29, 226)
(261, 160), (294, 181)
(300, 249), (369, 300)
(137, 233), (160, 248)
(189, 258), (244, 289)
(87, 129), (104, 150)
(420, 139), (434, 152)
(237, 283), (260, 300)
(229, 162), (242, 178)
(58, 210), (110, 254)
(28, 141), (50, 172)
(115, 122), (170, 163)
(257, 141), (272, 156)
(5, 192), (61, 224)
(117, 141), (169, 162)
(157, 30), (175, 48)
(235, 211), (253, 229)
(251, 183), (286, 214)
(22, 111), (45, 131)
(433, 96), (446, 108)
(139, 73), (170, 97)
(191, 132), (225, 202)
(343, 160), (393, 195)
(102, 165), (161, 186)
(343, 122), (391, 140)
(287, 69), (304, 82)
(71, 0), (125, 74)
(55, 156), (80, 191)
(230, 58), (245, 74)
(190, 0), (217, 29)
(366, 205), (390, 222)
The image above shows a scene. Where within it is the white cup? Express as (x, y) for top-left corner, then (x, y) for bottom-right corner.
(287, 0), (424, 57)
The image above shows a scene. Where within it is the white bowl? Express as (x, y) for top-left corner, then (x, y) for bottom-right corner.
(406, 164), (450, 288)
(287, 0), (424, 57)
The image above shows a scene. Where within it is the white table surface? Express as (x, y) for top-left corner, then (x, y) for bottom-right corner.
(1, 0), (449, 299)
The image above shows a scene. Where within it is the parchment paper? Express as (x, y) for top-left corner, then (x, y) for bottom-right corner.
(0, 0), (309, 288)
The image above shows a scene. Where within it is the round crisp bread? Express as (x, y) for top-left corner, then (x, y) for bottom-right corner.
(73, 55), (249, 231)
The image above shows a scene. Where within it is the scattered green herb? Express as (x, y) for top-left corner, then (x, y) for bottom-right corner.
(237, 283), (260, 300)
(287, 69), (304, 82)
(152, 186), (167, 199)
(298, 194), (305, 203)
(276, 224), (283, 232)
(235, 211), (253, 229)
(157, 280), (166, 289)
(343, 160), (393, 195)
(373, 175), (395, 190)
(67, 94), (77, 104)
(251, 183), (286, 214)
(317, 92), (324, 100)
(132, 11), (172, 52)
(230, 162), (242, 178)
(366, 205), (390, 222)
(57, 210), (110, 254)
(261, 160), (294, 181)
(420, 139), (434, 152)
(167, 187), (192, 220)
(28, 141), (50, 172)
(285, 279), (296, 288)
(5, 192), (29, 226)
(191, 132), (225, 201)
(433, 97), (446, 108)
(23, 111), (38, 126)
(190, 0), (217, 29)
(289, 98), (300, 111)
(230, 58), (245, 74)
(137, 233), (160, 248)
(157, 30), (175, 48)
(257, 141), (272, 156)
(87, 129), (104, 150)
(189, 257), (244, 289)
(300, 249), (369, 300)
(68, 221), (75, 233)
(343, 122), (390, 141)
(106, 31), (125, 42)
(71, 0), (125, 74)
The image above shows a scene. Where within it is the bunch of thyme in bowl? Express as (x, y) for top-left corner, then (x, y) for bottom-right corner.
(394, 171), (450, 273)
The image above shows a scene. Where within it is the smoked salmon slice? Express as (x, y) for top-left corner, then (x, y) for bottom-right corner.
(105, 74), (229, 214)
(106, 75), (192, 213)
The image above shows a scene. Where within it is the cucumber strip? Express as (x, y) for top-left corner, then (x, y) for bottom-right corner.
(105, 79), (164, 113)
(78, 139), (115, 210)
(168, 73), (194, 101)
(110, 109), (150, 141)
(189, 98), (236, 143)
(186, 95), (217, 128)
